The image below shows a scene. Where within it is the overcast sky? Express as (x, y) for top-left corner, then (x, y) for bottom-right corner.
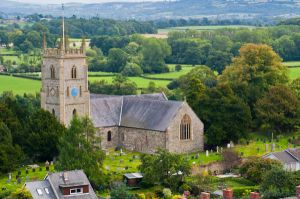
(13, 0), (165, 4)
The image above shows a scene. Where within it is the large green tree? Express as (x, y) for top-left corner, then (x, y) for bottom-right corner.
(57, 116), (105, 186)
(255, 85), (300, 133)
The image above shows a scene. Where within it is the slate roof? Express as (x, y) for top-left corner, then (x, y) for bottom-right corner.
(90, 93), (184, 131)
(26, 180), (55, 199)
(46, 170), (97, 199)
(264, 148), (300, 164)
(26, 170), (97, 199)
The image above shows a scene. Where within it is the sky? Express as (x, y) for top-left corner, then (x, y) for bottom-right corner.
(13, 0), (165, 4)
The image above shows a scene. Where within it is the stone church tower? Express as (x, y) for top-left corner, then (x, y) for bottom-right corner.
(40, 32), (90, 126)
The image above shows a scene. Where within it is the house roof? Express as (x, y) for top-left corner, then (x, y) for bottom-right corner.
(46, 170), (97, 199)
(264, 148), (300, 164)
(26, 180), (55, 199)
(90, 93), (183, 131)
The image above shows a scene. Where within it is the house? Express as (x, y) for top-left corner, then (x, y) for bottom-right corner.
(123, 172), (143, 186)
(263, 148), (300, 171)
(25, 170), (97, 199)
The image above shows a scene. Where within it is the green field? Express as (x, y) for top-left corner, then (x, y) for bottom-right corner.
(289, 67), (300, 80)
(283, 61), (300, 67)
(0, 75), (40, 95)
(158, 25), (256, 34)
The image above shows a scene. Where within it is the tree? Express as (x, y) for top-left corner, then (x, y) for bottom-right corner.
(141, 38), (171, 73)
(56, 116), (105, 186)
(239, 157), (282, 183)
(260, 168), (296, 199)
(139, 149), (191, 190)
(255, 85), (300, 133)
(121, 62), (143, 77)
(290, 77), (300, 100)
(206, 50), (233, 74)
(219, 44), (289, 115)
(110, 184), (136, 199)
(107, 48), (128, 72)
(198, 84), (251, 146)
(6, 188), (32, 199)
(0, 30), (10, 47)
(24, 109), (65, 161)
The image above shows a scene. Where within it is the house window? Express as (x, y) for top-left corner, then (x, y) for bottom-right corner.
(70, 188), (83, 195)
(180, 114), (191, 140)
(71, 66), (77, 79)
(50, 65), (55, 79)
(107, 131), (112, 142)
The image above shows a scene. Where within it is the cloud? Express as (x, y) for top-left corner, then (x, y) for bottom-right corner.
(14, 0), (165, 4)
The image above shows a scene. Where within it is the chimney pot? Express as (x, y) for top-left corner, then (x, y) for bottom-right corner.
(250, 192), (260, 199)
(223, 188), (233, 199)
(200, 192), (210, 199)
(296, 186), (300, 199)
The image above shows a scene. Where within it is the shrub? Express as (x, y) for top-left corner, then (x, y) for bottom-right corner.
(135, 193), (146, 199)
(239, 157), (282, 183)
(163, 188), (172, 199)
(175, 64), (182, 71)
(121, 63), (143, 76)
(171, 195), (182, 199)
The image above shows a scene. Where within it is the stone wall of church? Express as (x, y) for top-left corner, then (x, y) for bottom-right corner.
(97, 127), (119, 149)
(119, 127), (166, 153)
(166, 102), (204, 153)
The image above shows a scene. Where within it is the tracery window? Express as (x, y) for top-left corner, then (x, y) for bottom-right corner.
(180, 114), (191, 140)
(50, 65), (55, 79)
(107, 131), (112, 142)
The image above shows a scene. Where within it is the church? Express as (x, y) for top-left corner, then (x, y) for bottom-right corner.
(40, 33), (204, 154)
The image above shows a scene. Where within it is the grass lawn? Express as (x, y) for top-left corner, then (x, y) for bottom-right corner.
(0, 164), (55, 194)
(283, 61), (300, 67)
(0, 48), (18, 54)
(0, 75), (40, 95)
(289, 67), (300, 80)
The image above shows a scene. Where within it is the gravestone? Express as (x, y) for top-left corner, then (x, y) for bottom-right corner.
(8, 173), (12, 180)
(265, 143), (269, 152)
(227, 143), (231, 148)
(230, 141), (234, 148)
(206, 150), (209, 157)
(271, 143), (275, 152)
(216, 146), (219, 153)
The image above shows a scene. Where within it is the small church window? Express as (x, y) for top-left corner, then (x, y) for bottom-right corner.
(50, 65), (55, 79)
(71, 66), (77, 79)
(80, 86), (82, 97)
(73, 109), (77, 116)
(107, 131), (112, 142)
(67, 87), (69, 97)
(52, 109), (55, 116)
(180, 114), (191, 140)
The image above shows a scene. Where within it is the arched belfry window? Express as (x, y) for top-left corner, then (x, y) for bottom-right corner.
(180, 114), (192, 140)
(71, 66), (77, 79)
(50, 65), (55, 79)
(107, 131), (112, 142)
(73, 109), (77, 116)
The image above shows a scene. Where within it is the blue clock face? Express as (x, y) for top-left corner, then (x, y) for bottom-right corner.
(71, 87), (78, 97)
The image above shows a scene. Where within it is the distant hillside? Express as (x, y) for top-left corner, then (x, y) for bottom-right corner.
(2, 0), (300, 20)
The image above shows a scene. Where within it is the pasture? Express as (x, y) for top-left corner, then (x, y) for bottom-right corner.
(0, 75), (40, 95)
(289, 67), (300, 80)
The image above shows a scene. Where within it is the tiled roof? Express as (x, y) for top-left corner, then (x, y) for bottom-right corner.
(26, 180), (55, 199)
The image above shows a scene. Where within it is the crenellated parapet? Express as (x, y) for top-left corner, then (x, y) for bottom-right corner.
(43, 47), (86, 58)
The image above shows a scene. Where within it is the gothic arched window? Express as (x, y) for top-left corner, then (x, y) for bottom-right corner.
(73, 109), (77, 116)
(50, 65), (55, 79)
(107, 131), (112, 142)
(71, 66), (77, 79)
(180, 114), (192, 140)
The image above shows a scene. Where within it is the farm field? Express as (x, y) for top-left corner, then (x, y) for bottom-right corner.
(289, 67), (300, 80)
(158, 25), (257, 34)
(0, 75), (40, 95)
(283, 61), (300, 67)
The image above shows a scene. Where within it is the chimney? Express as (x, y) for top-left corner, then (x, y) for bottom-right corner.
(250, 192), (260, 199)
(200, 192), (210, 199)
(63, 172), (68, 183)
(223, 188), (233, 199)
(296, 186), (300, 199)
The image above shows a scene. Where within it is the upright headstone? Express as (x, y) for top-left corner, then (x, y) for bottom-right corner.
(8, 173), (12, 180)
(216, 146), (219, 153)
(230, 141), (234, 148)
(220, 147), (223, 153)
(206, 150), (209, 157)
(265, 143), (269, 152)
(271, 143), (275, 152)
(227, 143), (231, 148)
